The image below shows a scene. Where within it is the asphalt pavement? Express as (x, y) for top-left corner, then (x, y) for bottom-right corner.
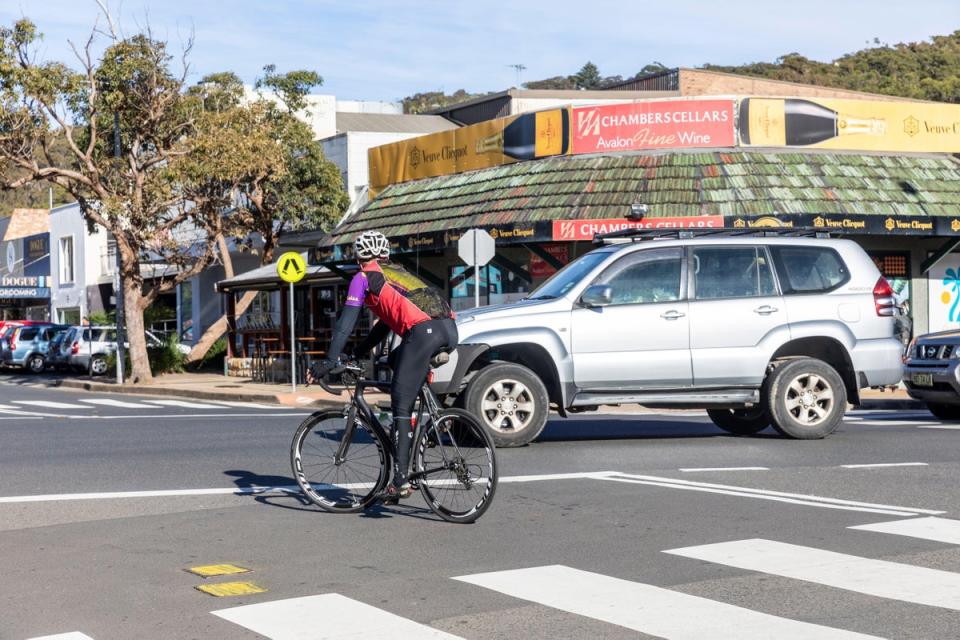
(2, 378), (960, 639)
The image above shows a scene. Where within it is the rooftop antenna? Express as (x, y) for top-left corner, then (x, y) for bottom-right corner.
(507, 64), (527, 88)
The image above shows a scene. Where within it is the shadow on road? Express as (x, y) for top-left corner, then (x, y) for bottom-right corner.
(537, 415), (783, 443)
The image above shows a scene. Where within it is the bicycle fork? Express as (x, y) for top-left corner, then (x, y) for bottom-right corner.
(334, 405), (359, 465)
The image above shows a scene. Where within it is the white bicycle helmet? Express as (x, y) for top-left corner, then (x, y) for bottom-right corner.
(354, 230), (390, 260)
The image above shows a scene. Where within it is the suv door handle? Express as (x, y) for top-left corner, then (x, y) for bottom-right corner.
(754, 305), (779, 315)
(660, 310), (686, 320)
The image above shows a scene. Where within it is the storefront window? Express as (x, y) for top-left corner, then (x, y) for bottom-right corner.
(178, 281), (193, 342)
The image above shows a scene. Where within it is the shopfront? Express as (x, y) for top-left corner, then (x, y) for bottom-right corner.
(1, 210), (50, 321)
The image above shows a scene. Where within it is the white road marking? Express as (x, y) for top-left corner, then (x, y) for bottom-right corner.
(79, 398), (155, 409)
(597, 473), (943, 516)
(853, 421), (940, 427)
(212, 593), (462, 639)
(146, 399), (237, 409)
(66, 412), (312, 420)
(919, 425), (960, 430)
(0, 471), (616, 504)
(206, 400), (287, 409)
(850, 516), (960, 545)
(840, 462), (928, 469)
(666, 538), (960, 611)
(455, 565), (879, 639)
(679, 467), (769, 472)
(27, 633), (95, 640)
(12, 400), (90, 409)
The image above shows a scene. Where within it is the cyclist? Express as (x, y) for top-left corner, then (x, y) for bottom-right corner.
(307, 230), (457, 502)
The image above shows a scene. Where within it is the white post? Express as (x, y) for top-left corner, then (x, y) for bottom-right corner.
(474, 232), (480, 309)
(289, 281), (296, 393)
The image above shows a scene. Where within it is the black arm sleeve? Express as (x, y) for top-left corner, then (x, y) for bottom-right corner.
(355, 320), (391, 356)
(326, 304), (362, 362)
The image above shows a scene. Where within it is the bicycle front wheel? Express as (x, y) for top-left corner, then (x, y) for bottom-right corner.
(415, 408), (498, 524)
(291, 410), (389, 513)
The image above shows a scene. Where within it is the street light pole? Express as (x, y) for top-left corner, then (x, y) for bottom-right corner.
(113, 111), (126, 384)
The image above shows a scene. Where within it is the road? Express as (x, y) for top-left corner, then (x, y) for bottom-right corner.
(1, 378), (959, 639)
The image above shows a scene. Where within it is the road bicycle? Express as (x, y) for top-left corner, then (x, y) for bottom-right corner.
(290, 355), (498, 524)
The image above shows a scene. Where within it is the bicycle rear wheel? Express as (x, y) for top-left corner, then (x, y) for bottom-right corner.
(414, 408), (498, 524)
(291, 410), (389, 513)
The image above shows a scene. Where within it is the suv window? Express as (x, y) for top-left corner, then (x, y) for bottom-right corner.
(771, 246), (849, 294)
(595, 248), (683, 305)
(693, 246), (777, 300)
(529, 249), (615, 300)
(18, 327), (40, 341)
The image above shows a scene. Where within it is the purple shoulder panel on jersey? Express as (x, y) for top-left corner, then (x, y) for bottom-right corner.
(344, 272), (369, 307)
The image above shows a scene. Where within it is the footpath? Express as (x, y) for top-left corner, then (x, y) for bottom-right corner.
(45, 372), (921, 412)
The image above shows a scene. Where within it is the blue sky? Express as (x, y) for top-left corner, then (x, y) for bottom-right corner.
(3, 0), (958, 103)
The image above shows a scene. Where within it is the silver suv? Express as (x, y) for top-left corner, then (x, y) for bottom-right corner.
(433, 235), (903, 446)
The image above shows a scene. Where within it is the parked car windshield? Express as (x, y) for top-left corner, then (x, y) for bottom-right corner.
(527, 249), (616, 300)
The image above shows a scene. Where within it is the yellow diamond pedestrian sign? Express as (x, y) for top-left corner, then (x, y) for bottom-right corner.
(277, 251), (307, 284)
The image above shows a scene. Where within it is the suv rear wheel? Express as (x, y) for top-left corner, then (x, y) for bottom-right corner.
(766, 358), (846, 439)
(707, 407), (769, 435)
(27, 354), (45, 374)
(463, 363), (549, 447)
(90, 355), (109, 376)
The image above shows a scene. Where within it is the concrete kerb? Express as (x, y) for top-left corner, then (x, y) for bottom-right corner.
(54, 377), (345, 410)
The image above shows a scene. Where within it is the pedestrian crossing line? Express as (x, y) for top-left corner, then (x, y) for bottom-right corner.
(12, 400), (91, 410)
(665, 538), (960, 611)
(212, 593), (463, 639)
(204, 400), (287, 410)
(850, 516), (960, 545)
(454, 565), (879, 639)
(26, 633), (94, 640)
(144, 399), (235, 409)
(596, 473), (944, 516)
(79, 398), (156, 409)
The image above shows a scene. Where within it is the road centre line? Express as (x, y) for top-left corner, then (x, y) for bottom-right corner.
(919, 425), (960, 430)
(850, 516), (960, 544)
(27, 633), (95, 640)
(597, 473), (944, 516)
(455, 565), (879, 639)
(665, 538), (960, 611)
(679, 467), (769, 472)
(0, 471), (616, 504)
(841, 462), (928, 469)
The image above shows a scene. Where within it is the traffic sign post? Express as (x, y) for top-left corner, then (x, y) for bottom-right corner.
(277, 252), (307, 392)
(458, 228), (495, 308)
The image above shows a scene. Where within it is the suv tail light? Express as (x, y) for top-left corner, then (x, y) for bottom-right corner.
(71, 340), (79, 355)
(8, 338), (15, 351)
(873, 277), (896, 316)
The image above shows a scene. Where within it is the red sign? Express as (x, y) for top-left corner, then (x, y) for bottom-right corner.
(529, 243), (569, 278)
(572, 100), (735, 154)
(552, 216), (724, 241)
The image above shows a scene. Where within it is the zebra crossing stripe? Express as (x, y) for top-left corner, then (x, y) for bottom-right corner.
(26, 633), (95, 640)
(850, 516), (960, 544)
(665, 538), (960, 611)
(12, 400), (91, 409)
(454, 565), (878, 639)
(79, 398), (155, 409)
(212, 593), (462, 639)
(145, 399), (233, 409)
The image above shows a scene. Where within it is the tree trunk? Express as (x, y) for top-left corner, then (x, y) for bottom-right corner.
(184, 289), (257, 363)
(124, 276), (153, 384)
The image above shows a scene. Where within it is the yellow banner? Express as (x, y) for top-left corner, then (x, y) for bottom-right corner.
(739, 96), (960, 152)
(368, 108), (570, 195)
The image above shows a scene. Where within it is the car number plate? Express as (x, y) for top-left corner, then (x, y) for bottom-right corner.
(913, 373), (934, 387)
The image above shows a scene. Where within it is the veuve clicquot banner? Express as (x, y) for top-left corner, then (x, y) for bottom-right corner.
(739, 97), (960, 152)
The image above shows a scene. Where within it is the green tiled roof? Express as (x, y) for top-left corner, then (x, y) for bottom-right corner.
(331, 151), (960, 241)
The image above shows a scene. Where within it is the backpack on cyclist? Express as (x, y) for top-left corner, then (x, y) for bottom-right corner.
(380, 262), (454, 320)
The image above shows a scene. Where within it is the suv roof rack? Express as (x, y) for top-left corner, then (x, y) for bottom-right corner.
(594, 227), (832, 244)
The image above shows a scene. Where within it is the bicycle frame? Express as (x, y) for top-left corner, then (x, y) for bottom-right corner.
(328, 368), (473, 485)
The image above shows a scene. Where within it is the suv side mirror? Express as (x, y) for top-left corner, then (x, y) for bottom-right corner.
(581, 284), (613, 308)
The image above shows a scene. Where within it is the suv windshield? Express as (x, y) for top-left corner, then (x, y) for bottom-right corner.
(527, 249), (615, 300)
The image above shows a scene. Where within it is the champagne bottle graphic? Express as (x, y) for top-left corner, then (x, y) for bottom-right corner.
(740, 98), (886, 146)
(476, 108), (569, 159)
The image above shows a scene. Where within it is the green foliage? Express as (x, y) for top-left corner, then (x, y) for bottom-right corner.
(87, 310), (116, 326)
(704, 30), (960, 103)
(572, 62), (602, 89)
(148, 334), (186, 375)
(187, 337), (226, 371)
(256, 64), (322, 113)
(402, 89), (489, 114)
(186, 72), (244, 113)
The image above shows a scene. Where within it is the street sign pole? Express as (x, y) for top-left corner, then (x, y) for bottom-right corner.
(289, 281), (296, 393)
(458, 229), (495, 310)
(474, 232), (480, 309)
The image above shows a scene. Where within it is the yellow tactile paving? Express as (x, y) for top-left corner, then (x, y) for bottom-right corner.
(187, 563), (251, 578)
(195, 581), (267, 597)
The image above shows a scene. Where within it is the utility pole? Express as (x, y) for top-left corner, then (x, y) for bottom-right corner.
(113, 111), (126, 384)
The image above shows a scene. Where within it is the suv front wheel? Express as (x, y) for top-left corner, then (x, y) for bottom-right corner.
(766, 358), (847, 439)
(463, 362), (549, 447)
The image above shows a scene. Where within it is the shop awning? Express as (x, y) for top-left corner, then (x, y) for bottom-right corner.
(318, 150), (960, 260)
(215, 255), (337, 293)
